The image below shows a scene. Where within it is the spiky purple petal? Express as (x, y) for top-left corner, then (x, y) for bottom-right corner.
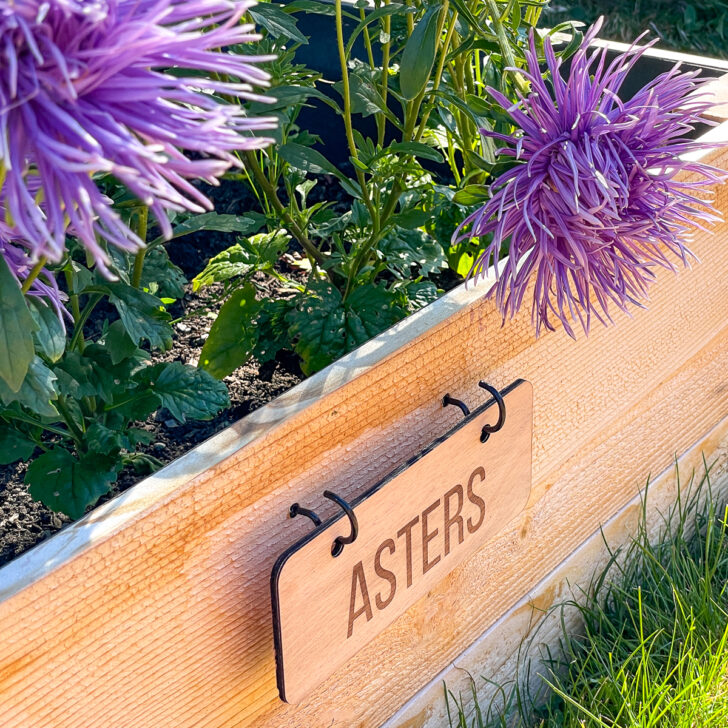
(0, 0), (276, 275)
(453, 18), (726, 336)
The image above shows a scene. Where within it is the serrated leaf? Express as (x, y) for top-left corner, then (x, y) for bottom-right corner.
(253, 298), (294, 364)
(400, 5), (441, 100)
(379, 228), (447, 277)
(25, 448), (119, 519)
(287, 281), (407, 374)
(199, 285), (261, 379)
(0, 425), (36, 465)
(0, 356), (58, 418)
(106, 283), (173, 351)
(137, 362), (229, 422)
(29, 298), (66, 363)
(0, 255), (36, 392)
(140, 246), (187, 300)
(249, 3), (308, 43)
(404, 281), (439, 310)
(86, 422), (124, 455)
(192, 231), (289, 291)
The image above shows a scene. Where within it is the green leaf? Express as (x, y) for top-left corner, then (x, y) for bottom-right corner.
(379, 228), (447, 277)
(452, 185), (491, 205)
(192, 231), (289, 291)
(137, 362), (229, 422)
(147, 212), (264, 248)
(253, 298), (294, 364)
(403, 281), (439, 310)
(25, 448), (119, 519)
(278, 142), (340, 177)
(0, 255), (36, 392)
(29, 298), (65, 363)
(287, 281), (407, 375)
(86, 422), (125, 455)
(257, 85), (341, 115)
(249, 3), (308, 44)
(199, 285), (261, 379)
(285, 0), (336, 15)
(140, 246), (187, 300)
(0, 425), (36, 465)
(335, 67), (399, 125)
(104, 320), (139, 365)
(106, 283), (173, 351)
(392, 208), (432, 229)
(400, 5), (441, 100)
(0, 356), (58, 418)
(383, 141), (444, 163)
(344, 4), (414, 56)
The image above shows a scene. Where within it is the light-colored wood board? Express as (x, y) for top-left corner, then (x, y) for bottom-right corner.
(274, 382), (532, 703)
(384, 416), (728, 728)
(0, 142), (726, 727)
(702, 74), (728, 122)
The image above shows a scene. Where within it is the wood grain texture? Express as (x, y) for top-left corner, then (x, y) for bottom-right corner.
(384, 416), (728, 728)
(274, 382), (532, 703)
(0, 138), (727, 728)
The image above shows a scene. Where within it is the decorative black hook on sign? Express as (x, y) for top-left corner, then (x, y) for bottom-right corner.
(289, 502), (321, 527)
(442, 381), (507, 443)
(442, 393), (471, 417)
(478, 381), (506, 443)
(323, 490), (359, 557)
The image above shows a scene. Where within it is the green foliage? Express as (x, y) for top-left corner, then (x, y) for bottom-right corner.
(196, 0), (568, 376)
(0, 228), (229, 519)
(0, 255), (37, 392)
(199, 284), (262, 379)
(287, 279), (408, 374)
(445, 465), (728, 727)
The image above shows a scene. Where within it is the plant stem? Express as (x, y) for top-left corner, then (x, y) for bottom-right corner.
(63, 267), (85, 353)
(242, 150), (326, 268)
(56, 395), (85, 442)
(69, 294), (103, 352)
(21, 256), (47, 294)
(4, 410), (70, 440)
(130, 206), (149, 289)
(485, 0), (529, 94)
(378, 0), (392, 148)
(360, 7), (376, 69)
(335, 0), (378, 230)
(414, 9), (458, 143)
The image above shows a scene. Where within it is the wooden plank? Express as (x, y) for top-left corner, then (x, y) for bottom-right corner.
(0, 137), (726, 727)
(273, 381), (532, 703)
(384, 415), (728, 728)
(702, 74), (728, 122)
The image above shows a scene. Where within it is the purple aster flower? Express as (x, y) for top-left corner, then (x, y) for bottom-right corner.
(0, 0), (276, 276)
(453, 18), (726, 336)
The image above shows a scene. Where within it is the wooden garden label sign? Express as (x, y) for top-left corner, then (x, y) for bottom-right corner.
(271, 379), (533, 703)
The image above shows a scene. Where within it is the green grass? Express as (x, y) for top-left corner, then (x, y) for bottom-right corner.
(445, 463), (728, 727)
(543, 1), (728, 60)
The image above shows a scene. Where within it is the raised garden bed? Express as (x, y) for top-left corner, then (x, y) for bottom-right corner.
(1, 15), (728, 728)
